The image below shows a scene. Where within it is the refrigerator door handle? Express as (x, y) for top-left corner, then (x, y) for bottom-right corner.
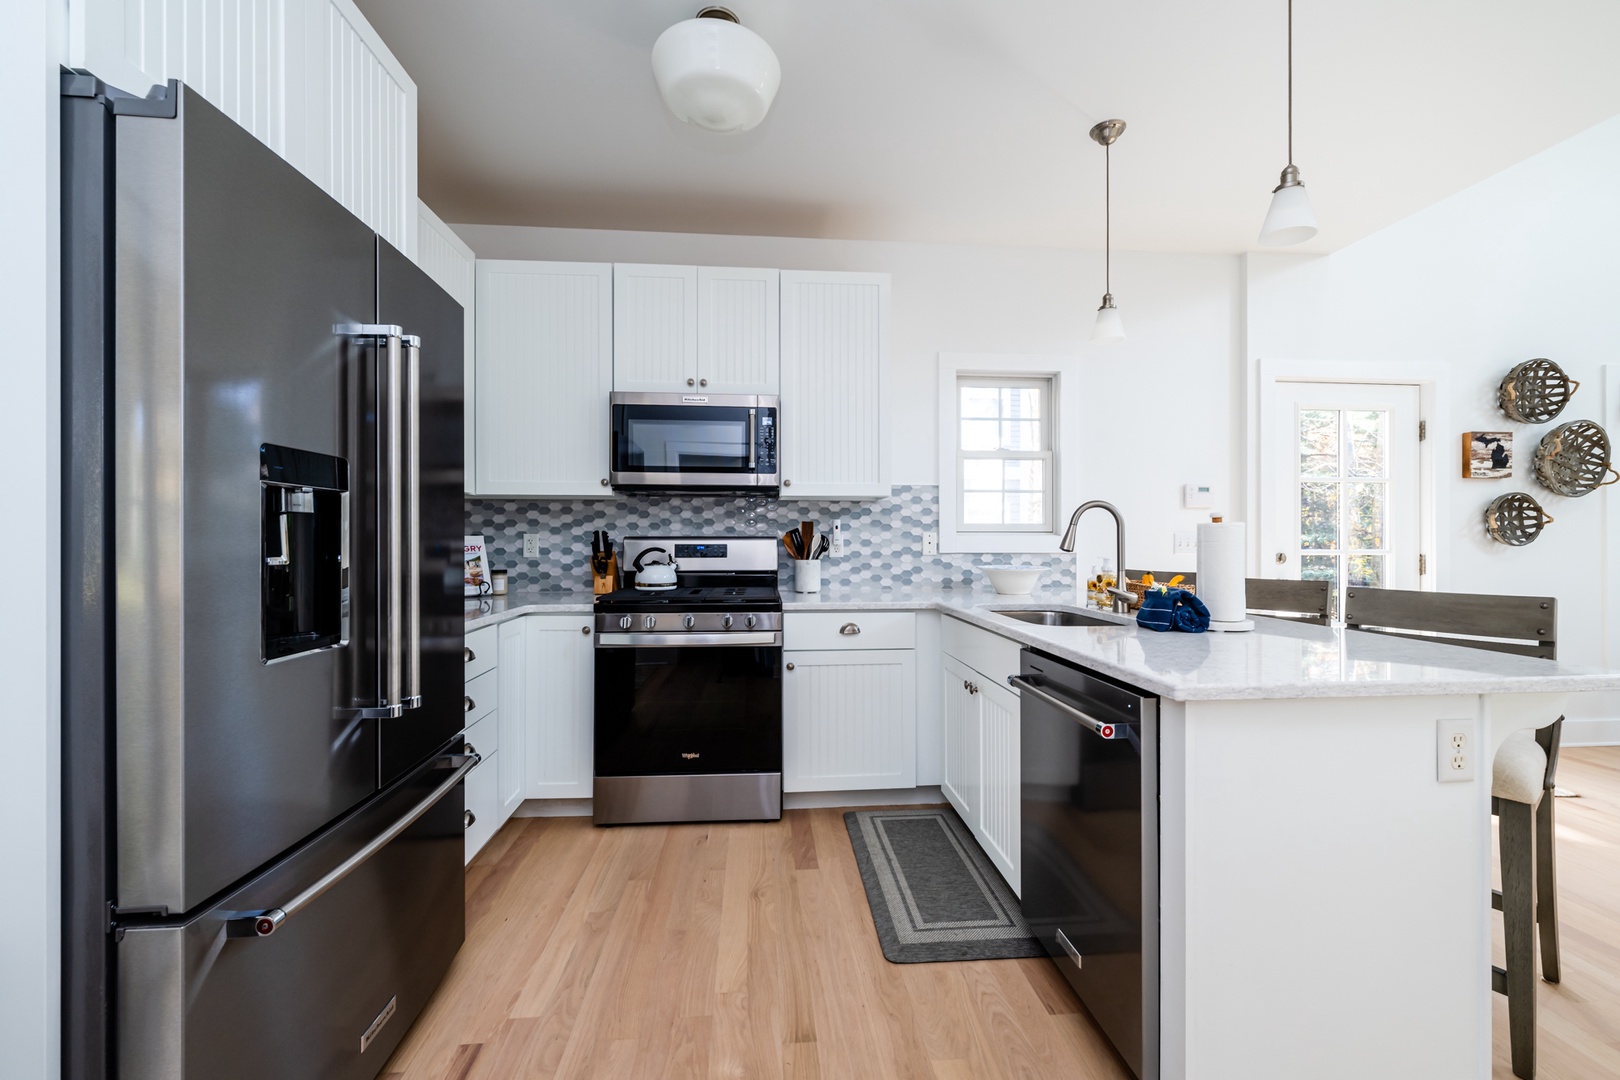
(229, 752), (478, 938)
(400, 334), (422, 708)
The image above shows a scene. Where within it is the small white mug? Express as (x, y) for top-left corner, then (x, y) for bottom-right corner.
(793, 559), (821, 593)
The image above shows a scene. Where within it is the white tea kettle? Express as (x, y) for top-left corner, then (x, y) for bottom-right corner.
(632, 546), (679, 590)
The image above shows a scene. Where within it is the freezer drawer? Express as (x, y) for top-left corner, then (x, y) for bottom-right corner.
(117, 748), (470, 1080)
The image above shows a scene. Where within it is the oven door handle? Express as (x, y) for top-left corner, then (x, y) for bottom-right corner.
(596, 631), (782, 648)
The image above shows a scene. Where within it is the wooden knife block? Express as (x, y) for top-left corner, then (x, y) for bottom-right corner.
(591, 552), (619, 595)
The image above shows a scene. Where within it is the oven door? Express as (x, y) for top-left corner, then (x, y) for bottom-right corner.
(609, 393), (779, 492)
(594, 633), (783, 823)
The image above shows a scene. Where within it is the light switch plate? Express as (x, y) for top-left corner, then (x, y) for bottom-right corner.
(1173, 530), (1197, 554)
(1436, 718), (1476, 782)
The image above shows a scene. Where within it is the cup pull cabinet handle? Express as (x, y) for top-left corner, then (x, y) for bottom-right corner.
(464, 809), (476, 829)
(839, 623), (861, 635)
(464, 647), (475, 663)
(463, 696), (475, 712)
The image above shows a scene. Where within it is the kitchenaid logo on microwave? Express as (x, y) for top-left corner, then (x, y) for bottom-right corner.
(681, 396), (708, 403)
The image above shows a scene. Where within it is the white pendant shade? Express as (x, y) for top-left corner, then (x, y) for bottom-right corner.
(1092, 300), (1125, 344)
(1259, 181), (1319, 246)
(651, 17), (781, 134)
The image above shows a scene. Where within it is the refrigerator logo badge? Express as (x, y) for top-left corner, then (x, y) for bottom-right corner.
(360, 995), (397, 1053)
(681, 396), (709, 403)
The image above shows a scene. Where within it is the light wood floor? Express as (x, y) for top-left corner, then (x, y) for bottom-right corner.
(384, 748), (1620, 1080)
(380, 805), (1132, 1080)
(1492, 746), (1620, 1079)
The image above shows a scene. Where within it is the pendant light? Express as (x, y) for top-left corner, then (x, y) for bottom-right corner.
(1090, 119), (1126, 344)
(1258, 0), (1318, 245)
(652, 7), (782, 134)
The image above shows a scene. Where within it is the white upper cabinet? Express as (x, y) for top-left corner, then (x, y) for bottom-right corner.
(474, 260), (614, 498)
(72, 0), (418, 256)
(779, 270), (891, 498)
(414, 202), (476, 493)
(697, 267), (780, 394)
(613, 264), (780, 394)
(613, 264), (699, 392)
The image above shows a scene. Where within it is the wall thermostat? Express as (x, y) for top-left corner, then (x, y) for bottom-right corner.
(1183, 483), (1215, 509)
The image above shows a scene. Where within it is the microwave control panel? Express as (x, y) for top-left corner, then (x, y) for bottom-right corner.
(756, 411), (778, 471)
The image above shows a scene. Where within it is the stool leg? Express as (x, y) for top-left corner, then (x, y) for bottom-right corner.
(1500, 799), (1537, 1079)
(1535, 793), (1560, 984)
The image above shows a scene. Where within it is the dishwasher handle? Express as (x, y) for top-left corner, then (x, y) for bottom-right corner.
(1007, 675), (1130, 740)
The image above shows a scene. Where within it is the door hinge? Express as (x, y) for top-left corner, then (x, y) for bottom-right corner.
(1419, 553), (1428, 576)
(1419, 419), (1427, 442)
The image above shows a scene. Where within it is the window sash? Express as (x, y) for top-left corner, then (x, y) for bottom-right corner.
(954, 375), (1056, 534)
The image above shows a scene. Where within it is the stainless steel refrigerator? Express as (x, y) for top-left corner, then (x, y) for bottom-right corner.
(62, 74), (470, 1080)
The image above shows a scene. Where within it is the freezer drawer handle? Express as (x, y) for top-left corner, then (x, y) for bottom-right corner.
(231, 752), (479, 939)
(1056, 928), (1083, 969)
(1006, 675), (1129, 740)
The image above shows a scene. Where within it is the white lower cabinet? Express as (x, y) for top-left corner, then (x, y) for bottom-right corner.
(941, 625), (1022, 895)
(463, 624), (506, 864)
(462, 742), (502, 862)
(783, 650), (916, 792)
(521, 614), (596, 799)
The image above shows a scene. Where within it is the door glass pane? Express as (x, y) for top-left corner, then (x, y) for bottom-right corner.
(1347, 482), (1386, 549)
(1348, 411), (1387, 477)
(960, 420), (999, 451)
(960, 386), (999, 419)
(1300, 554), (1340, 620)
(1348, 554), (1384, 588)
(1299, 410), (1339, 477)
(1300, 482), (1340, 550)
(962, 460), (1002, 491)
(963, 493), (1002, 525)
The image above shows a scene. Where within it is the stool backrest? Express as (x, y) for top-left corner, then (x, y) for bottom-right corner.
(1246, 578), (1331, 625)
(1343, 587), (1557, 661)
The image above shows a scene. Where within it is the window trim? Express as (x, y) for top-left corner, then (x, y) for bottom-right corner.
(937, 353), (1082, 554)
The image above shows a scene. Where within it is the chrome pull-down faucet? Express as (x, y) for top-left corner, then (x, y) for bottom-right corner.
(1060, 500), (1131, 613)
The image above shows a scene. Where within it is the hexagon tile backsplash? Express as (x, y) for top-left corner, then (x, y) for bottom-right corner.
(465, 485), (1078, 593)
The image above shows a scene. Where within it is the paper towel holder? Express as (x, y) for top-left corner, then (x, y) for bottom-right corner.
(1197, 517), (1255, 632)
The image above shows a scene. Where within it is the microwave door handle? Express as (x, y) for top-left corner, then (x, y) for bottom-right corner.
(748, 408), (757, 470)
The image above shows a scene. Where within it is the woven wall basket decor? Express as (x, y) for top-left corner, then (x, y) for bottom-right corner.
(1533, 419), (1619, 496)
(1485, 492), (1554, 546)
(1498, 358), (1579, 423)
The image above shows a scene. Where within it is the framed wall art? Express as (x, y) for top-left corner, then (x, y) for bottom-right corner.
(1462, 431), (1513, 478)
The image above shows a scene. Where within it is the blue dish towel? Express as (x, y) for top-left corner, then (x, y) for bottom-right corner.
(1136, 588), (1210, 634)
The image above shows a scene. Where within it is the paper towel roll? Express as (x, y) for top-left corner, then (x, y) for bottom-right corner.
(1196, 521), (1254, 631)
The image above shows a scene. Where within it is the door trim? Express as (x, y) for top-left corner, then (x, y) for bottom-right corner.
(1248, 358), (1449, 592)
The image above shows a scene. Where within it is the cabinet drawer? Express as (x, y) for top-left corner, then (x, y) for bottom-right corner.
(464, 751), (501, 864)
(463, 667), (498, 725)
(464, 625), (497, 680)
(786, 611), (915, 651)
(462, 709), (498, 762)
(942, 615), (1022, 687)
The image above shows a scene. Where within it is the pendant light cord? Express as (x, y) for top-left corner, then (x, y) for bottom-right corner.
(1287, 0), (1294, 167)
(1105, 141), (1111, 295)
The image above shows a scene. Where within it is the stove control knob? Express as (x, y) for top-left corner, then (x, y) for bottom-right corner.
(745, 614), (758, 630)
(619, 616), (632, 630)
(722, 615), (734, 630)
(643, 615), (657, 631)
(683, 614), (696, 630)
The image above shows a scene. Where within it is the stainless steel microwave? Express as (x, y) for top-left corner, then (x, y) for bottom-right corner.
(609, 392), (780, 494)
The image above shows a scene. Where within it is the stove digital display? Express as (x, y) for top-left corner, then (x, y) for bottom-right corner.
(673, 543), (727, 559)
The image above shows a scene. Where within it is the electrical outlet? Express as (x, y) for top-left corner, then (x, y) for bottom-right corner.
(1173, 530), (1196, 554)
(1436, 719), (1476, 782)
(922, 531), (938, 556)
(831, 520), (845, 556)
(522, 533), (541, 559)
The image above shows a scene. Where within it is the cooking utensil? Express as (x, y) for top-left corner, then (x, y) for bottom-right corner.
(782, 530), (802, 560)
(799, 521), (814, 560)
(813, 535), (829, 560)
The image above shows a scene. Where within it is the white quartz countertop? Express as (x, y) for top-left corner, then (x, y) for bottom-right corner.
(469, 582), (1620, 701)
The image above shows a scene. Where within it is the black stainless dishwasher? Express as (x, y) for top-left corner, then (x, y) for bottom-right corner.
(1012, 649), (1159, 1080)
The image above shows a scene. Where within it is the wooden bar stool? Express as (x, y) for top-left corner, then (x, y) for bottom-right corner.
(1246, 577), (1331, 625)
(1343, 587), (1561, 1079)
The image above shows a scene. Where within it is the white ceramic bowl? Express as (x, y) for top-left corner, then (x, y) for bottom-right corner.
(982, 565), (1045, 596)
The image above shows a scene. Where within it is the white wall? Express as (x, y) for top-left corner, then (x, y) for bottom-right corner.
(1, 0), (66, 1076)
(453, 224), (1243, 572)
(1247, 115), (1620, 744)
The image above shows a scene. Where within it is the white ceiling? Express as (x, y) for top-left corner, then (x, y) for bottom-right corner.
(355, 0), (1620, 254)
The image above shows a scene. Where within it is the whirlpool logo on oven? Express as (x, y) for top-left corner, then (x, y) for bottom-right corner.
(681, 752), (700, 760)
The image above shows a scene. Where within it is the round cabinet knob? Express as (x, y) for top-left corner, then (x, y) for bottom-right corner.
(1275, 552), (1287, 564)
(464, 809), (476, 829)
(785, 662), (795, 671)
(721, 614), (733, 629)
(601, 478), (610, 487)
(644, 615), (657, 631)
(582, 625), (591, 635)
(619, 615), (633, 630)
(687, 378), (696, 387)
(783, 479), (792, 487)
(683, 614), (697, 629)
(699, 378), (708, 387)
(745, 614), (757, 629)
(463, 696), (475, 712)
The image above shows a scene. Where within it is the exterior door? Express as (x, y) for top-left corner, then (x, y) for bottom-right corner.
(1262, 381), (1423, 621)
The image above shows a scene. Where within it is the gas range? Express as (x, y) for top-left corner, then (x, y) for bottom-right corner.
(595, 537), (782, 639)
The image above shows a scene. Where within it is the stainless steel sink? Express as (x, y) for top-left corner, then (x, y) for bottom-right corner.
(992, 609), (1115, 628)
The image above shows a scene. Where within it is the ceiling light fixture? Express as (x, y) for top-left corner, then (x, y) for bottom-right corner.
(1258, 0), (1318, 246)
(1090, 119), (1126, 345)
(651, 7), (781, 134)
